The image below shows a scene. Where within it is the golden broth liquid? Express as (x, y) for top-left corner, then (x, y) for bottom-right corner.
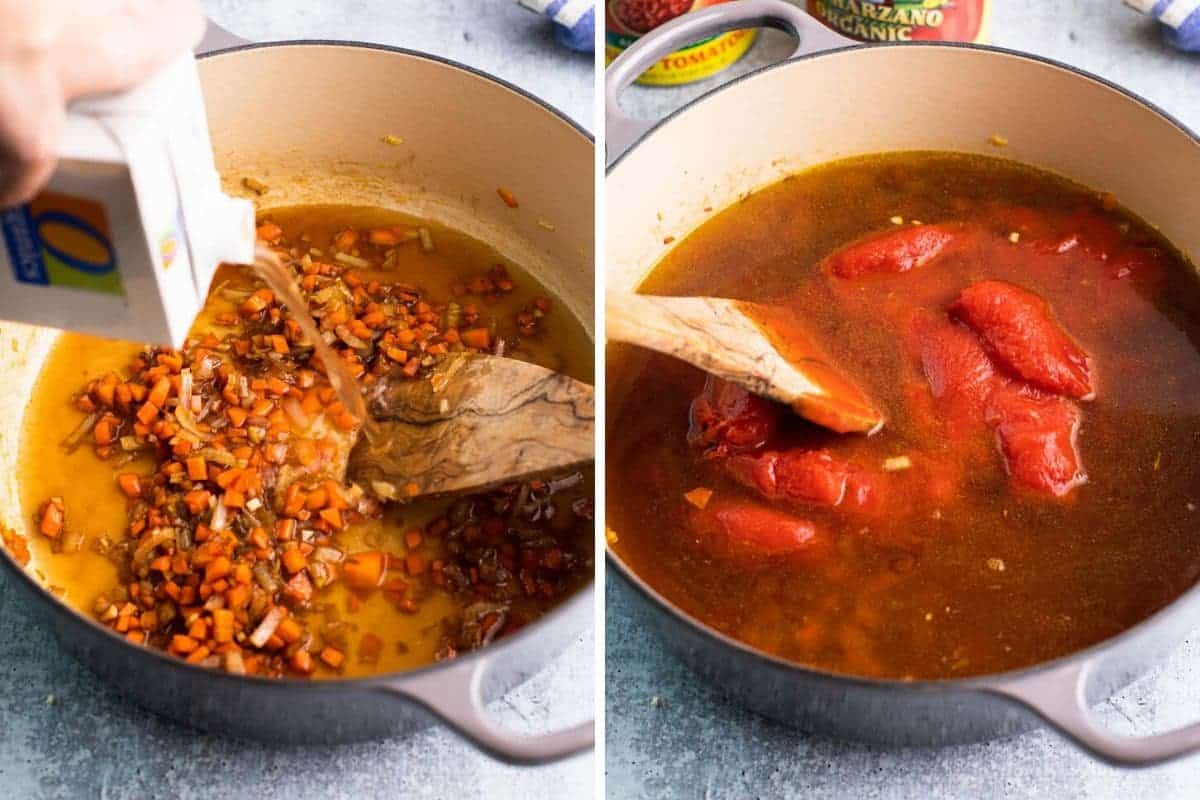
(607, 153), (1200, 680)
(21, 205), (593, 678)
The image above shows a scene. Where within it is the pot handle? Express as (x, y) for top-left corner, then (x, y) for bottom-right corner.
(371, 651), (593, 765)
(605, 0), (852, 165)
(991, 657), (1200, 766)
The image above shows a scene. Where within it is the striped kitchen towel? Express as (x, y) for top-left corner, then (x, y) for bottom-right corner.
(517, 0), (595, 52)
(1125, 0), (1200, 51)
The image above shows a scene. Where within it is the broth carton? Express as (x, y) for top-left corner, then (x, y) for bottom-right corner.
(0, 56), (255, 347)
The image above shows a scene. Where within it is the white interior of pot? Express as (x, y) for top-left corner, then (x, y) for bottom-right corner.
(608, 46), (1200, 296)
(2, 44), (594, 579)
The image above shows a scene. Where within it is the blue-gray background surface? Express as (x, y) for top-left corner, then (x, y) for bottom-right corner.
(609, 2), (1200, 799)
(0, 2), (594, 799)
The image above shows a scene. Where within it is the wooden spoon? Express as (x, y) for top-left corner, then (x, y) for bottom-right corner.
(606, 292), (883, 434)
(347, 354), (594, 499)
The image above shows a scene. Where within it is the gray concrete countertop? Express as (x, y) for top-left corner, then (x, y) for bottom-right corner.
(0, 2), (594, 799)
(607, 2), (1200, 799)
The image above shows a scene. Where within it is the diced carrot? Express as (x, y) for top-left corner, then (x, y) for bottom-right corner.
(368, 228), (400, 246)
(305, 487), (328, 510)
(269, 335), (290, 354)
(171, 634), (199, 654)
(148, 377), (171, 409)
(275, 518), (297, 542)
(333, 229), (359, 250)
(281, 548), (307, 575)
(342, 551), (387, 590)
(283, 484), (306, 517)
(318, 508), (343, 530)
(461, 327), (491, 349)
(185, 646), (212, 665)
(39, 497), (64, 538)
(319, 646), (345, 669)
(93, 418), (114, 445)
(323, 480), (348, 510)
(186, 456), (207, 481)
(256, 221), (283, 243)
(183, 489), (211, 515)
(406, 553), (426, 575)
(95, 382), (116, 408)
(212, 609), (235, 643)
(290, 649), (315, 674)
(205, 556), (232, 583)
(188, 618), (208, 640)
(684, 487), (714, 510)
(333, 411), (358, 431)
(241, 289), (273, 315)
(227, 406), (248, 427)
(405, 529), (422, 549)
(497, 187), (519, 208)
(276, 617), (302, 644)
(223, 489), (245, 509)
(225, 583), (250, 610)
(117, 473), (142, 498)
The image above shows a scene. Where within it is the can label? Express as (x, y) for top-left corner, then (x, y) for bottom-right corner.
(606, 0), (757, 85)
(1, 190), (123, 294)
(807, 0), (990, 43)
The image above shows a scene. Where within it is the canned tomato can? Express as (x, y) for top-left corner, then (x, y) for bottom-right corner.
(807, 0), (991, 43)
(605, 0), (758, 86)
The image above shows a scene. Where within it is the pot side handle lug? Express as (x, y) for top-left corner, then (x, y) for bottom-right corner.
(604, 0), (853, 166)
(371, 652), (593, 765)
(991, 658), (1200, 767)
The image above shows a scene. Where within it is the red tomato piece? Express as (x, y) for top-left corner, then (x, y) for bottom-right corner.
(688, 376), (780, 457)
(697, 500), (825, 556)
(951, 281), (1095, 400)
(843, 466), (880, 511)
(826, 224), (964, 279)
(725, 449), (849, 507)
(985, 385), (1087, 497)
(912, 314), (997, 421)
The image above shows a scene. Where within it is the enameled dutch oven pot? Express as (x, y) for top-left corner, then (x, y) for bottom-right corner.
(0, 22), (594, 764)
(606, 0), (1200, 767)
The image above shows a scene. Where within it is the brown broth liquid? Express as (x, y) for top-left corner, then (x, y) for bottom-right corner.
(607, 152), (1200, 680)
(21, 205), (593, 678)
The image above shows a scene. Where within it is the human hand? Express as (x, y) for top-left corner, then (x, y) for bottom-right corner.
(0, 0), (205, 208)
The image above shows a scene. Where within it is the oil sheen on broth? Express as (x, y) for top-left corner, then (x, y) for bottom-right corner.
(21, 205), (593, 679)
(606, 152), (1200, 680)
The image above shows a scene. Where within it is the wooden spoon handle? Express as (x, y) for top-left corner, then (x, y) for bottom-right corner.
(349, 356), (594, 499)
(606, 292), (803, 388)
(606, 292), (883, 434)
